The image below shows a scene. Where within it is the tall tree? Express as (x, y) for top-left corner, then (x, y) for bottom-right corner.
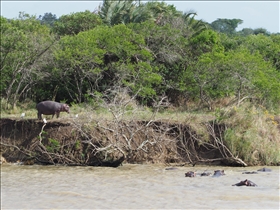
(237, 28), (254, 36)
(53, 10), (102, 36)
(238, 34), (280, 71)
(253, 28), (270, 35)
(98, 0), (149, 25)
(98, 0), (182, 26)
(211, 18), (243, 34)
(1, 13), (56, 108)
(225, 48), (280, 106)
(54, 24), (161, 103)
(38, 12), (57, 26)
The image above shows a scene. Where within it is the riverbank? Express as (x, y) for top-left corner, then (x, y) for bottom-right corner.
(1, 104), (279, 166)
(0, 118), (230, 167)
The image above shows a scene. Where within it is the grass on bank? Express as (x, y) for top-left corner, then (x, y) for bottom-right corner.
(1, 98), (279, 165)
(0, 98), (214, 123)
(218, 105), (280, 165)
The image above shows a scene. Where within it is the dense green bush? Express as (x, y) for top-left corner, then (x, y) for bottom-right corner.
(1, 0), (279, 110)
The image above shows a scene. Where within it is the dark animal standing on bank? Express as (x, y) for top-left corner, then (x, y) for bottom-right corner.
(185, 171), (196, 177)
(36, 101), (70, 120)
(232, 179), (257, 187)
(213, 170), (225, 177)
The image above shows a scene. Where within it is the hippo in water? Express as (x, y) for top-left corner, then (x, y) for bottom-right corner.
(232, 179), (257, 187)
(242, 171), (258, 174)
(257, 167), (272, 172)
(200, 172), (212, 176)
(36, 101), (70, 120)
(213, 170), (225, 177)
(185, 171), (196, 177)
(165, 167), (178, 171)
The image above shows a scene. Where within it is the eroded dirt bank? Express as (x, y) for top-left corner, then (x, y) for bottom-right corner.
(0, 118), (250, 167)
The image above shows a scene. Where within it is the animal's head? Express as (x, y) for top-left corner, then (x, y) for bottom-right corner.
(214, 170), (225, 175)
(63, 104), (70, 113)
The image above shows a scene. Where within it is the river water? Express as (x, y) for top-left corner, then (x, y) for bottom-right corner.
(1, 164), (279, 209)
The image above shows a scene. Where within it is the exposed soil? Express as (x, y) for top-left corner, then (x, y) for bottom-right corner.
(0, 118), (244, 167)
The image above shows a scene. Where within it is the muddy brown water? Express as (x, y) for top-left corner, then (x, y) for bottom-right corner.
(1, 164), (279, 209)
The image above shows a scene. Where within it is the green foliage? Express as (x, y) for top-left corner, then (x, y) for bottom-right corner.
(220, 33), (280, 72)
(46, 138), (61, 153)
(219, 33), (243, 51)
(238, 28), (270, 36)
(186, 54), (226, 109)
(183, 39), (280, 109)
(37, 130), (47, 140)
(1, 5), (279, 166)
(221, 105), (280, 165)
(211, 18), (243, 35)
(99, 0), (142, 25)
(0, 13), (56, 107)
(239, 34), (280, 71)
(54, 24), (161, 103)
(239, 28), (254, 36)
(224, 48), (280, 107)
(38, 12), (57, 27)
(128, 20), (207, 104)
(145, 1), (181, 17)
(1, 6), (279, 110)
(252, 28), (270, 35)
(74, 140), (81, 150)
(189, 30), (224, 58)
(98, 0), (182, 26)
(53, 10), (102, 36)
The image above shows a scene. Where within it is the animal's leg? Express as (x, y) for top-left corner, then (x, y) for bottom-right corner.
(38, 112), (42, 120)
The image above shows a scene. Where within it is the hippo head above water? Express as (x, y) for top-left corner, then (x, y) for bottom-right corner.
(213, 170), (225, 177)
(232, 179), (257, 187)
(185, 171), (196, 177)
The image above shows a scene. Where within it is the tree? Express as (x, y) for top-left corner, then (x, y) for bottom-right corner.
(237, 27), (272, 36)
(127, 20), (209, 106)
(54, 24), (161, 104)
(98, 0), (182, 26)
(188, 29), (224, 60)
(211, 18), (243, 35)
(1, 13), (56, 108)
(240, 34), (280, 71)
(38, 12), (57, 27)
(98, 0), (138, 26)
(127, 21), (186, 104)
(182, 32), (280, 109)
(238, 28), (254, 36)
(226, 48), (280, 106)
(185, 51), (228, 110)
(253, 28), (270, 35)
(53, 10), (102, 36)
(144, 0), (182, 23)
